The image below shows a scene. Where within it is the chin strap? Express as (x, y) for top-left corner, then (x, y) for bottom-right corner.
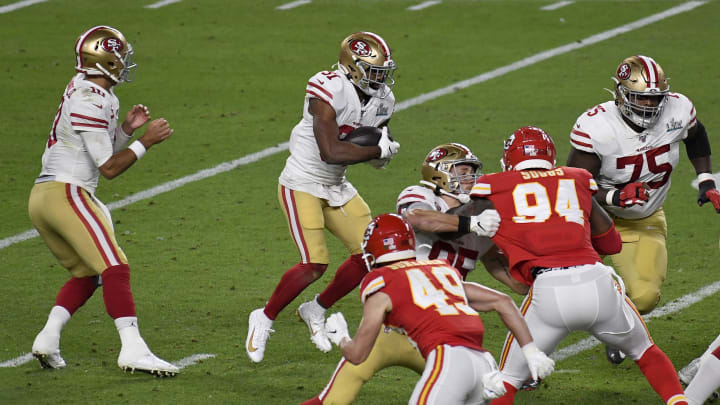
(419, 181), (470, 204)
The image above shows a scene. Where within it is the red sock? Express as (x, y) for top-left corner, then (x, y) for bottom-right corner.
(264, 262), (327, 320)
(317, 254), (367, 308)
(101, 264), (136, 319)
(490, 382), (518, 405)
(55, 276), (98, 315)
(636, 344), (688, 404)
(299, 397), (322, 405)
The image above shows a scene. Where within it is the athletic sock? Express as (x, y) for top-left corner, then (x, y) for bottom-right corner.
(317, 254), (366, 308)
(636, 344), (688, 405)
(264, 262), (327, 319)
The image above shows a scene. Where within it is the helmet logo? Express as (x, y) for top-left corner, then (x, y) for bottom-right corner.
(426, 148), (448, 162)
(350, 40), (373, 57)
(617, 63), (631, 80)
(101, 38), (123, 53)
(504, 134), (515, 150)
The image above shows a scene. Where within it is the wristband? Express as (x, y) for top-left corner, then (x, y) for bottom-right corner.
(128, 140), (146, 160)
(605, 189), (617, 206)
(698, 173), (715, 184)
(458, 216), (471, 234)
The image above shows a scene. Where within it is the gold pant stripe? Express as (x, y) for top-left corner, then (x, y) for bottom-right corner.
(66, 184), (122, 267)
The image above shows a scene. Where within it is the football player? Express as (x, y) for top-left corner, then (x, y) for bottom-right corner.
(322, 213), (554, 405)
(28, 26), (177, 376)
(444, 127), (685, 405)
(566, 55), (720, 364)
(245, 32), (401, 363)
(300, 144), (523, 405)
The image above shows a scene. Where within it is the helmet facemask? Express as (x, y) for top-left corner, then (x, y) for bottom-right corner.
(615, 81), (668, 128)
(420, 143), (482, 202)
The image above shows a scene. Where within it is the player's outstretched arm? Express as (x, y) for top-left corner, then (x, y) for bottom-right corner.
(480, 248), (529, 295)
(334, 292), (390, 365)
(98, 118), (173, 179)
(310, 99), (382, 165)
(589, 199), (622, 255)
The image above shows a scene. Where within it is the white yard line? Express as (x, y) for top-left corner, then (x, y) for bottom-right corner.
(541, 1), (574, 11)
(0, 353), (33, 368)
(0, 352), (216, 369)
(552, 280), (720, 362)
(144, 0), (182, 9)
(276, 0), (311, 10)
(4, 281), (719, 367)
(0, 0), (47, 14)
(0, 1), (707, 251)
(407, 1), (442, 11)
(173, 353), (216, 369)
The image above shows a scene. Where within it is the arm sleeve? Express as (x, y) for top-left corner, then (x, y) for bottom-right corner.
(80, 130), (113, 168)
(112, 126), (133, 153)
(684, 119), (711, 159)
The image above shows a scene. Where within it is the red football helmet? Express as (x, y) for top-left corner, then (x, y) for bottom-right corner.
(500, 126), (556, 171)
(361, 213), (416, 270)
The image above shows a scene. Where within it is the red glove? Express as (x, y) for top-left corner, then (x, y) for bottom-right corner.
(698, 180), (720, 213)
(613, 182), (649, 208)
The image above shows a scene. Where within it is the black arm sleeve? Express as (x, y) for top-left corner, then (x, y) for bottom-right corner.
(684, 119), (711, 159)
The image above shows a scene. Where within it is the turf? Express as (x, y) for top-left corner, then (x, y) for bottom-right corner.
(1, 0), (719, 404)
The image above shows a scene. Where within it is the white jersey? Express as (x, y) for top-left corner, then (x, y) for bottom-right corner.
(279, 69), (395, 206)
(570, 94), (696, 219)
(37, 74), (122, 194)
(396, 185), (493, 276)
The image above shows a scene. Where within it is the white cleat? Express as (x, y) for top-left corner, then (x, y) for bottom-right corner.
(679, 357), (701, 385)
(297, 295), (332, 353)
(246, 308), (274, 363)
(32, 330), (66, 369)
(118, 343), (179, 377)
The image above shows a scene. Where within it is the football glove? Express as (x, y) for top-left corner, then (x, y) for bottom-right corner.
(325, 312), (350, 346)
(470, 209), (501, 238)
(521, 342), (555, 381)
(481, 370), (507, 400)
(378, 126), (400, 160)
(613, 182), (649, 208)
(698, 179), (720, 213)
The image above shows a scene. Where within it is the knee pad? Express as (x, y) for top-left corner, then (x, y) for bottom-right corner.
(627, 280), (661, 314)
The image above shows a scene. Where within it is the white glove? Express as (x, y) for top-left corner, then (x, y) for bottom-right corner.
(377, 126), (400, 159)
(522, 342), (555, 380)
(367, 158), (390, 169)
(481, 370), (507, 400)
(470, 209), (501, 237)
(325, 312), (350, 346)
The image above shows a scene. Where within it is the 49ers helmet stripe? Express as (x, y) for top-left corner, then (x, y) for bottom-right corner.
(74, 26), (108, 70)
(360, 31), (391, 58)
(637, 55), (660, 89)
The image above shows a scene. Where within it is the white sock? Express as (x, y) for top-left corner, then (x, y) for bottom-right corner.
(41, 306), (71, 335)
(686, 354), (720, 404)
(114, 316), (148, 350)
(700, 335), (720, 363)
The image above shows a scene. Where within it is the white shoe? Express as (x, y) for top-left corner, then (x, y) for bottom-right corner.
(246, 308), (274, 363)
(117, 342), (179, 377)
(679, 357), (701, 385)
(297, 295), (332, 353)
(32, 330), (66, 369)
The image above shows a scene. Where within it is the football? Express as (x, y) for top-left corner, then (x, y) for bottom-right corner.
(341, 126), (387, 146)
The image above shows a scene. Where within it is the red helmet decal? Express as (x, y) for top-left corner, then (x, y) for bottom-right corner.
(426, 147), (448, 162)
(101, 38), (123, 53)
(617, 63), (631, 80)
(350, 40), (372, 57)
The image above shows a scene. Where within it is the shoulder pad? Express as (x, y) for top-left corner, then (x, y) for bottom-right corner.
(396, 185), (436, 210)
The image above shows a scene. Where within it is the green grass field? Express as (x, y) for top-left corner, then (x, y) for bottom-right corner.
(1, 0), (719, 403)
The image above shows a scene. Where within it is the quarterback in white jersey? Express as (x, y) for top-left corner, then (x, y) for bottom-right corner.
(247, 32), (401, 364)
(28, 26), (177, 376)
(567, 55), (720, 364)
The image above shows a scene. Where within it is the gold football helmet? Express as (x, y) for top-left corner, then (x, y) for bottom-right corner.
(612, 55), (669, 128)
(74, 26), (137, 84)
(421, 143), (482, 200)
(338, 32), (396, 98)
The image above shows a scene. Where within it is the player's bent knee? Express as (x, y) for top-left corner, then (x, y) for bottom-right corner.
(627, 281), (661, 314)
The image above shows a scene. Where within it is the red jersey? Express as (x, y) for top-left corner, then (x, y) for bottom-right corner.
(470, 167), (601, 286)
(360, 259), (486, 358)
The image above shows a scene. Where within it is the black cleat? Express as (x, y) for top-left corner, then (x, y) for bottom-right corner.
(605, 345), (626, 365)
